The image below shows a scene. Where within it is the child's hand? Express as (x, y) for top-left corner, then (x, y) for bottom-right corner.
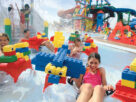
(104, 85), (114, 91)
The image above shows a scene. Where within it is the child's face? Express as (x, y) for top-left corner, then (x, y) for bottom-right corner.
(88, 58), (100, 71)
(0, 36), (9, 48)
(25, 31), (30, 38)
(75, 41), (81, 47)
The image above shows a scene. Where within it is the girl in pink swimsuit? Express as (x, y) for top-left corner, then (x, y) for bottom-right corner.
(76, 53), (114, 102)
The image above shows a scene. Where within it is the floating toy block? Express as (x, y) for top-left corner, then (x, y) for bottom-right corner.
(52, 32), (65, 48)
(0, 43), (32, 83)
(0, 59), (32, 82)
(14, 42), (29, 48)
(85, 43), (91, 46)
(4, 51), (16, 56)
(0, 55), (17, 63)
(16, 47), (29, 53)
(21, 33), (49, 51)
(3, 45), (15, 52)
(121, 79), (136, 88)
(122, 68), (136, 81)
(112, 80), (136, 102)
(48, 74), (60, 84)
(32, 44), (85, 92)
(130, 58), (136, 72)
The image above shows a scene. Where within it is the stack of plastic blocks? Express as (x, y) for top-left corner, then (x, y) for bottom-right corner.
(52, 32), (65, 48)
(0, 42), (32, 82)
(112, 58), (136, 102)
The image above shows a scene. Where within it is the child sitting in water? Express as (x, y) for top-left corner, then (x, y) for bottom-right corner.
(20, 29), (54, 52)
(69, 38), (84, 59)
(76, 53), (114, 102)
(0, 33), (10, 55)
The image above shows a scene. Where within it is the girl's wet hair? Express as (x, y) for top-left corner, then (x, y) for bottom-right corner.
(88, 53), (101, 63)
(0, 33), (9, 41)
(74, 38), (81, 43)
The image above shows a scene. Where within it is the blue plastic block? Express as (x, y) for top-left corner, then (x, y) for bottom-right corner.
(114, 37), (120, 40)
(64, 56), (86, 78)
(85, 43), (91, 46)
(16, 47), (29, 53)
(48, 74), (60, 84)
(122, 68), (136, 81)
(31, 52), (55, 72)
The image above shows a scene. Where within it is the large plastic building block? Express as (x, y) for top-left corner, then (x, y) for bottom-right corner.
(16, 47), (29, 53)
(32, 44), (86, 92)
(4, 51), (16, 56)
(122, 68), (136, 81)
(14, 42), (29, 48)
(3, 45), (15, 52)
(0, 59), (32, 82)
(121, 79), (136, 88)
(112, 80), (136, 102)
(130, 58), (136, 72)
(48, 74), (60, 84)
(21, 33), (49, 51)
(52, 32), (65, 48)
(0, 55), (17, 63)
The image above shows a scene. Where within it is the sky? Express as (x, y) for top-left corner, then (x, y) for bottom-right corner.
(1, 0), (136, 27)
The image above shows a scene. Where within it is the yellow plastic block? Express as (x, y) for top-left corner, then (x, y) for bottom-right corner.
(127, 32), (132, 38)
(24, 56), (29, 61)
(55, 66), (67, 77)
(130, 58), (136, 72)
(4, 18), (11, 25)
(121, 79), (135, 88)
(16, 52), (24, 59)
(37, 35), (42, 39)
(45, 63), (56, 74)
(14, 42), (29, 48)
(3, 45), (15, 52)
(91, 42), (97, 48)
(53, 32), (65, 48)
(44, 21), (48, 27)
(84, 46), (90, 49)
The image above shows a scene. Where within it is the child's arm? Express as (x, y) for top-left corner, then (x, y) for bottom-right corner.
(100, 68), (114, 91)
(41, 41), (54, 52)
(15, 3), (21, 16)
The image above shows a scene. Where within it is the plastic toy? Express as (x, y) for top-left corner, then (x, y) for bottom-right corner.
(82, 36), (98, 56)
(21, 32), (49, 51)
(32, 44), (86, 92)
(112, 58), (136, 102)
(50, 32), (65, 53)
(0, 42), (32, 82)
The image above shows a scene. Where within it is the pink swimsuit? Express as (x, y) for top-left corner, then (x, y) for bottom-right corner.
(83, 68), (102, 88)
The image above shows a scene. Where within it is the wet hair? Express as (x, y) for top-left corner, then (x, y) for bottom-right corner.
(75, 31), (79, 34)
(24, 29), (29, 33)
(25, 4), (30, 9)
(74, 38), (81, 43)
(88, 53), (101, 63)
(0, 33), (9, 41)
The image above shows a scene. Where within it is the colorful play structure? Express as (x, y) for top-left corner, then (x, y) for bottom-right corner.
(112, 58), (136, 102)
(0, 42), (32, 82)
(58, 0), (136, 46)
(32, 32), (86, 92)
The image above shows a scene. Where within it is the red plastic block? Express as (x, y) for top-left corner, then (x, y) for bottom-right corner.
(21, 36), (49, 51)
(4, 51), (16, 56)
(43, 74), (66, 92)
(0, 58), (32, 82)
(112, 80), (136, 102)
(83, 46), (98, 56)
(108, 21), (136, 45)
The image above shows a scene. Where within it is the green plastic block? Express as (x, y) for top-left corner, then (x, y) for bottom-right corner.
(23, 50), (31, 56)
(0, 55), (17, 63)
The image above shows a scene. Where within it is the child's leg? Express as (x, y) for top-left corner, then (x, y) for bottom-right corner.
(76, 84), (93, 102)
(88, 85), (105, 102)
